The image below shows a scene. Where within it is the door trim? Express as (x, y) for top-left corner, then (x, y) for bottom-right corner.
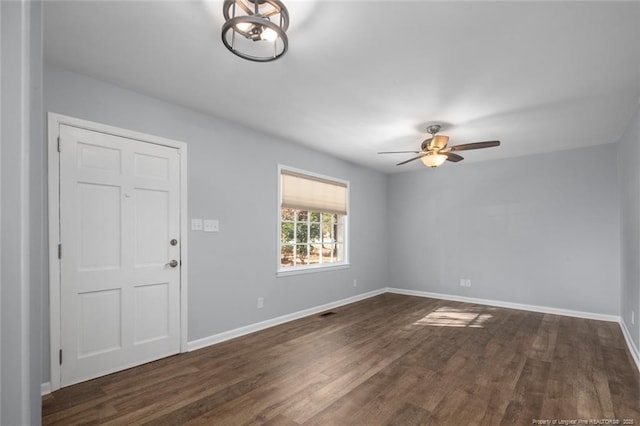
(47, 113), (189, 391)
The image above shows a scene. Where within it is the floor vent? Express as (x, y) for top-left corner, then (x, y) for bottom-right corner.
(319, 311), (336, 317)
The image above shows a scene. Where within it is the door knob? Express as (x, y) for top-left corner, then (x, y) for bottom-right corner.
(166, 259), (178, 268)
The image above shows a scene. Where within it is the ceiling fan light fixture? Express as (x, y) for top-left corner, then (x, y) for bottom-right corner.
(379, 122), (500, 168)
(222, 0), (289, 62)
(421, 153), (448, 168)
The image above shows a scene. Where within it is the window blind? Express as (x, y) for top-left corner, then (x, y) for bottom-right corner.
(281, 170), (348, 215)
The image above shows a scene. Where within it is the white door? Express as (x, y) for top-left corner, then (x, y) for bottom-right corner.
(59, 124), (181, 387)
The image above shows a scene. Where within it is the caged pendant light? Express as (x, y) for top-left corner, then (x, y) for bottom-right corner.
(221, 0), (290, 62)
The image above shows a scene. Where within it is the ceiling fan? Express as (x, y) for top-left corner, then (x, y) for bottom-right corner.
(378, 125), (500, 168)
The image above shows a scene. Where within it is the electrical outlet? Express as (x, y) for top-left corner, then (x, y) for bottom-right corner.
(353, 279), (358, 287)
(466, 279), (472, 288)
(257, 297), (264, 309)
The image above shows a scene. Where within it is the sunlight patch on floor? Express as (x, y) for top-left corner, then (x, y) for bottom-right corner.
(413, 307), (492, 328)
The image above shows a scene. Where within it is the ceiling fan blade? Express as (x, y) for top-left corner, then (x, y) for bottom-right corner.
(378, 150), (421, 154)
(396, 154), (426, 166)
(449, 140), (500, 152)
(446, 152), (464, 162)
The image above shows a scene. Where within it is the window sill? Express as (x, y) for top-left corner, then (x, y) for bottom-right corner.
(276, 263), (350, 277)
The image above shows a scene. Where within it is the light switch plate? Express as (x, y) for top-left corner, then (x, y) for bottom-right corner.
(191, 218), (203, 231)
(204, 219), (219, 232)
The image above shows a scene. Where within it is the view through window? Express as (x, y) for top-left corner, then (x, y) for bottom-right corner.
(280, 209), (344, 267)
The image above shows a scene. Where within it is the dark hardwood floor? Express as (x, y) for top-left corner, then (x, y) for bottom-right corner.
(43, 293), (640, 425)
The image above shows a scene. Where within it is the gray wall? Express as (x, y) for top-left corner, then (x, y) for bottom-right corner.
(1, 0), (44, 424)
(619, 107), (640, 350)
(40, 65), (637, 388)
(43, 65), (389, 382)
(388, 144), (620, 315)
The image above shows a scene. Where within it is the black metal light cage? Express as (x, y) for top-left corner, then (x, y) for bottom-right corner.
(221, 0), (290, 62)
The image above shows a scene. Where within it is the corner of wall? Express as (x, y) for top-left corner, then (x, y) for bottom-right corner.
(618, 103), (640, 354)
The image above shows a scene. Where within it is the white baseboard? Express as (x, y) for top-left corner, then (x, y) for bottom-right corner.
(387, 287), (621, 323)
(619, 319), (640, 372)
(388, 287), (640, 373)
(186, 288), (386, 352)
(44, 286), (638, 393)
(41, 381), (51, 396)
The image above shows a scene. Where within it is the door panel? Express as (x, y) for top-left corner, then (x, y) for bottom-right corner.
(134, 152), (169, 179)
(77, 289), (122, 357)
(59, 124), (181, 387)
(77, 182), (121, 270)
(134, 282), (170, 344)
(134, 188), (169, 266)
(77, 142), (121, 172)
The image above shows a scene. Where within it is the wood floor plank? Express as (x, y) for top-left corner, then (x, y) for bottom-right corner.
(386, 402), (433, 426)
(43, 294), (640, 425)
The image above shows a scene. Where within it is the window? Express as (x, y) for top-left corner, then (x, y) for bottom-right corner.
(278, 166), (349, 274)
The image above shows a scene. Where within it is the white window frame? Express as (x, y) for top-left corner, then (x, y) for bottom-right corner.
(277, 165), (350, 277)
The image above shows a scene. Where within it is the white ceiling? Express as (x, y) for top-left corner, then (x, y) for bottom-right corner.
(44, 1), (640, 173)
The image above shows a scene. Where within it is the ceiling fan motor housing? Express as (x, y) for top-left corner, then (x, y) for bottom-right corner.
(421, 135), (449, 151)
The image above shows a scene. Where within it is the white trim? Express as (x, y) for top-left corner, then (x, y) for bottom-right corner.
(47, 112), (189, 391)
(47, 113), (60, 391)
(386, 287), (621, 323)
(20, 3), (32, 422)
(41, 382), (51, 396)
(187, 288), (385, 352)
(43, 286), (640, 392)
(187, 287), (628, 353)
(277, 164), (350, 189)
(276, 263), (349, 277)
(390, 288), (640, 372)
(619, 319), (640, 372)
(179, 140), (189, 353)
(276, 164), (350, 276)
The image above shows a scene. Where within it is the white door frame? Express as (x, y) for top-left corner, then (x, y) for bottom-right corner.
(47, 112), (189, 392)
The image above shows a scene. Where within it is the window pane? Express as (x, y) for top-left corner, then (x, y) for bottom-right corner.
(322, 223), (334, 243)
(296, 223), (307, 243)
(322, 244), (336, 262)
(336, 243), (345, 262)
(296, 210), (308, 222)
(309, 244), (322, 264)
(281, 245), (294, 267)
(281, 222), (294, 243)
(282, 208), (294, 221)
(336, 220), (344, 244)
(322, 212), (335, 223)
(310, 223), (321, 243)
(310, 212), (321, 222)
(296, 244), (309, 264)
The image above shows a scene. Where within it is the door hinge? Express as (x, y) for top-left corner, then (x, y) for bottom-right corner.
(59, 349), (62, 365)
(57, 137), (61, 153)
(58, 244), (62, 259)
